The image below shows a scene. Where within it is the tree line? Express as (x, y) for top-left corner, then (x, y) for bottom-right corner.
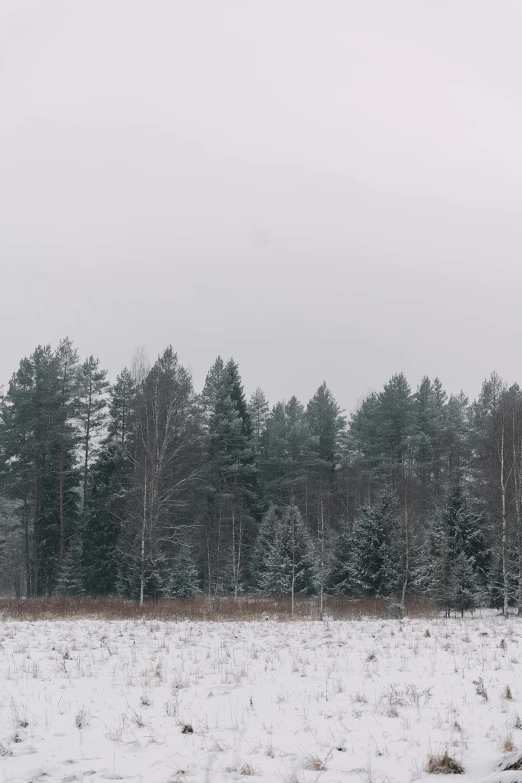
(0, 340), (519, 615)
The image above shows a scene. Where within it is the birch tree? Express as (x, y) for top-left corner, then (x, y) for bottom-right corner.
(125, 347), (204, 604)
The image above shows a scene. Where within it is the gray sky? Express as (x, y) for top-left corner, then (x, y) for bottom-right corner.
(2, 1), (522, 413)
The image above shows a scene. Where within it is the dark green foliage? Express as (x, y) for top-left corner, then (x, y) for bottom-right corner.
(248, 387), (269, 457)
(82, 442), (128, 595)
(306, 382), (346, 471)
(55, 532), (84, 596)
(425, 483), (486, 615)
(260, 396), (313, 509)
(332, 496), (396, 597)
(0, 342), (517, 610)
(164, 546), (200, 598)
(250, 504), (279, 590)
(77, 355), (109, 511)
(259, 505), (316, 597)
(1, 342), (80, 595)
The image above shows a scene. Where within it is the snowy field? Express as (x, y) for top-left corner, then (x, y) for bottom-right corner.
(0, 615), (521, 782)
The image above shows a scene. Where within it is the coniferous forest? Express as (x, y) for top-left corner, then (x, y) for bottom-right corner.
(0, 339), (519, 615)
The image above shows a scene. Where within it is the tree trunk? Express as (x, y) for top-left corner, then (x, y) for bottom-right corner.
(500, 422), (509, 616)
(401, 494), (409, 610)
(23, 480), (31, 597)
(232, 507), (238, 599)
(59, 447), (65, 563)
(140, 473), (147, 606)
(214, 506), (222, 598)
(33, 470), (40, 595)
(291, 508), (296, 618)
(83, 377), (92, 515)
(511, 420), (522, 614)
(319, 497), (325, 621)
(206, 530), (212, 602)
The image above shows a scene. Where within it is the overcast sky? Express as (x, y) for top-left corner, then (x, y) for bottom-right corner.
(1, 1), (522, 413)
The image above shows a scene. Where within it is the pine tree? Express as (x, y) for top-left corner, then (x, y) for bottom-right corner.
(55, 338), (81, 567)
(82, 369), (137, 596)
(1, 342), (81, 595)
(77, 356), (109, 514)
(82, 442), (128, 595)
(108, 368), (136, 446)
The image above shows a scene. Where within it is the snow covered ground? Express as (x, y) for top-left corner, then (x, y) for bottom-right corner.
(0, 614), (521, 782)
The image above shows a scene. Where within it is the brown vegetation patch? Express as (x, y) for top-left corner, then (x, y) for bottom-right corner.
(303, 754), (326, 771)
(426, 752), (464, 774)
(0, 596), (437, 622)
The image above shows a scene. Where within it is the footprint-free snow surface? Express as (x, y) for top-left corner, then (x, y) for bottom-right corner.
(0, 614), (520, 782)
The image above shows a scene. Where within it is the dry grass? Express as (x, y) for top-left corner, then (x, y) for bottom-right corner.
(0, 596), (437, 622)
(426, 752), (464, 775)
(303, 754), (326, 771)
(74, 707), (90, 730)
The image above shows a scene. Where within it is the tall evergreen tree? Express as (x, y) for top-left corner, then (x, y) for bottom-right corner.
(248, 387), (269, 457)
(82, 368), (137, 596)
(261, 396), (313, 510)
(163, 545), (200, 598)
(54, 339), (80, 566)
(1, 342), (80, 595)
(77, 356), (109, 514)
(202, 357), (256, 597)
(307, 382), (346, 473)
(345, 495), (395, 598)
(424, 483), (487, 616)
(250, 504), (279, 591)
(259, 504), (316, 613)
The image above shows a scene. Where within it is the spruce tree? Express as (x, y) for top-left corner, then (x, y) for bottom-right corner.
(427, 483), (486, 615)
(260, 505), (315, 612)
(328, 519), (353, 595)
(202, 356), (256, 597)
(306, 382), (346, 472)
(452, 552), (478, 616)
(261, 397), (313, 510)
(248, 387), (269, 457)
(164, 546), (200, 598)
(250, 504), (279, 591)
(346, 496), (395, 598)
(55, 531), (84, 596)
